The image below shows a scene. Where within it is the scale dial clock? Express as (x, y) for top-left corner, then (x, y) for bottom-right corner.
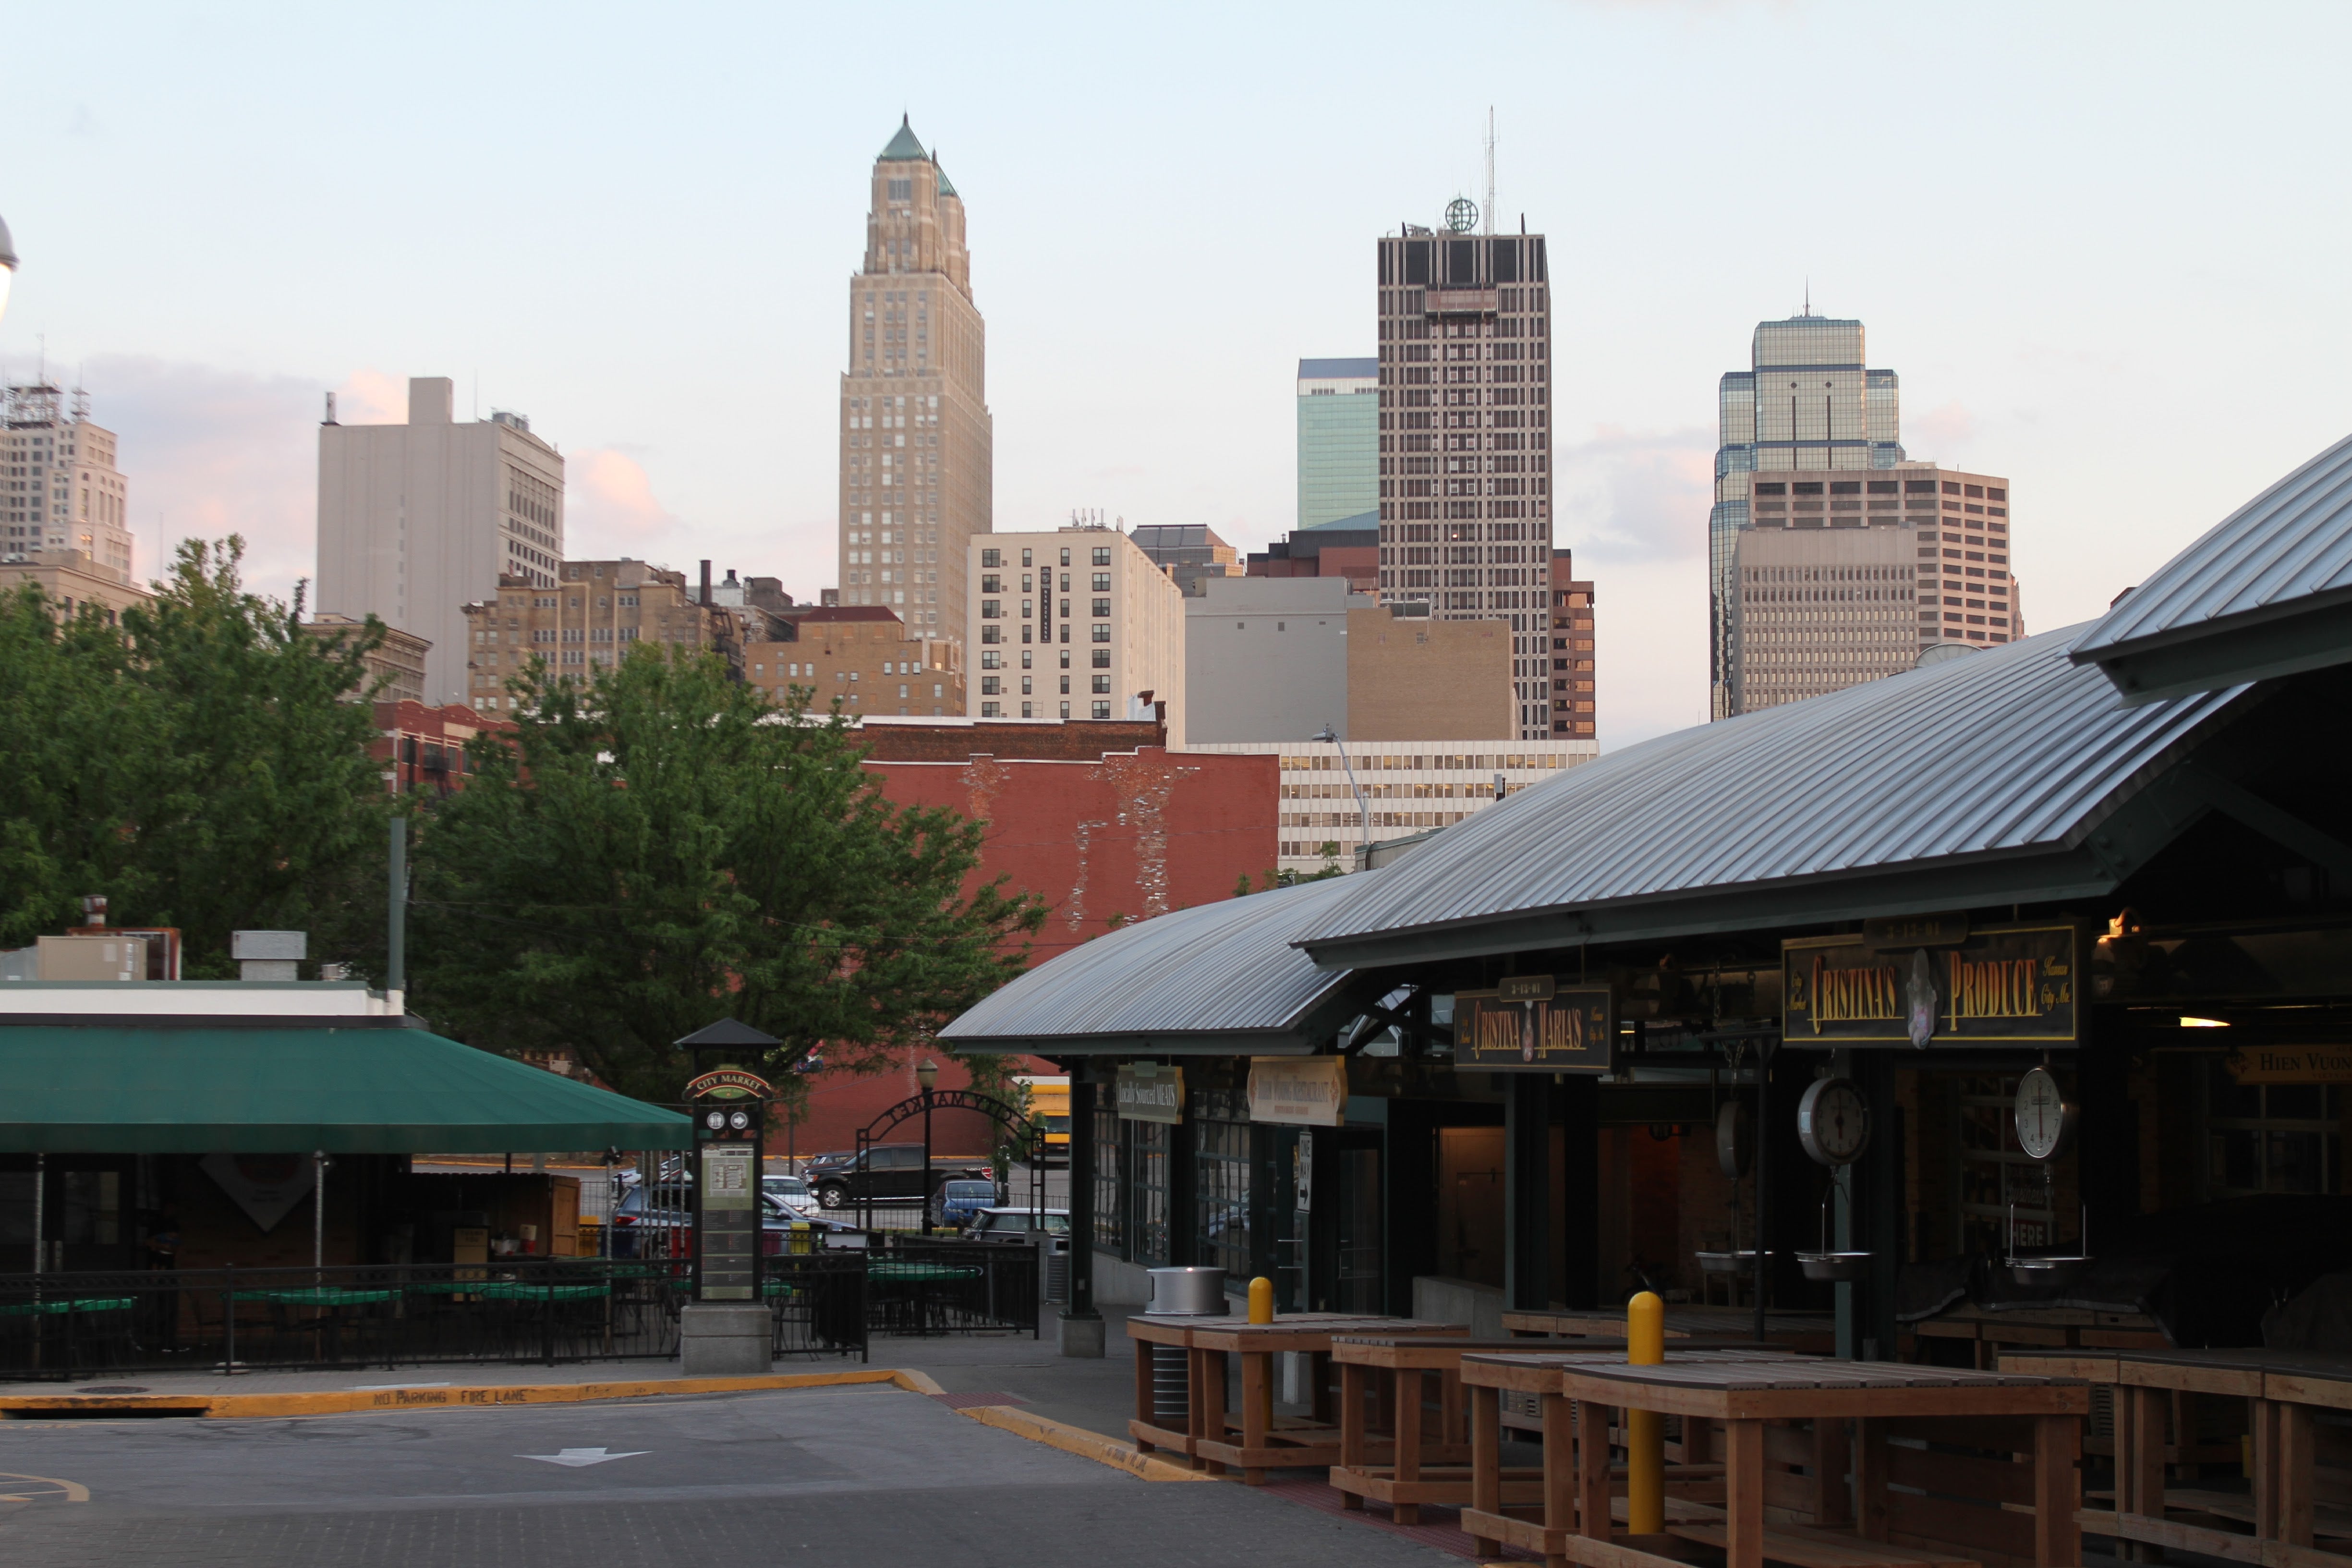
(2013, 1066), (2078, 1162)
(1796, 1077), (1871, 1166)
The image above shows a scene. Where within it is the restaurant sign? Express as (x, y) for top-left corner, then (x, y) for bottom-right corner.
(1115, 1062), (1186, 1124)
(1783, 925), (2079, 1047)
(1247, 1057), (1347, 1127)
(1454, 979), (1614, 1073)
(2227, 1046), (2352, 1084)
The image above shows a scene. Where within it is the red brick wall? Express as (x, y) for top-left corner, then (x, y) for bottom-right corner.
(860, 718), (1165, 763)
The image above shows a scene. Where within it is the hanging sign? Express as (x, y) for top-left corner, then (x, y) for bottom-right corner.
(1114, 1062), (1186, 1124)
(2227, 1046), (2352, 1084)
(1247, 1057), (1347, 1126)
(200, 1153), (315, 1234)
(1454, 981), (1614, 1073)
(1782, 925), (2080, 1047)
(684, 1068), (773, 1101)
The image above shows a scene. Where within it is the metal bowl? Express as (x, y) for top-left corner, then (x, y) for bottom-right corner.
(1695, 1250), (1770, 1275)
(2006, 1255), (2088, 1289)
(1796, 1251), (1871, 1283)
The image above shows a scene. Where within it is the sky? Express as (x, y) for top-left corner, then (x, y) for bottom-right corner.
(5, 1), (2352, 747)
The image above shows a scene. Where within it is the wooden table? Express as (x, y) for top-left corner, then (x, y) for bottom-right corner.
(2002, 1347), (2352, 1566)
(1329, 1340), (1777, 1526)
(1461, 1352), (2088, 1568)
(1504, 1306), (1840, 1354)
(1916, 1303), (2168, 1368)
(1124, 1312), (1465, 1483)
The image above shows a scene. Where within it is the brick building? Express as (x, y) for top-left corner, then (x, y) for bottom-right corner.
(779, 718), (1279, 1156)
(1549, 548), (1596, 738)
(749, 603), (963, 716)
(461, 559), (740, 711)
(370, 700), (514, 797)
(1246, 515), (1378, 595)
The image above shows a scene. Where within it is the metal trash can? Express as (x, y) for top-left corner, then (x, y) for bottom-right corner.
(1146, 1265), (1226, 1317)
(1044, 1237), (1069, 1304)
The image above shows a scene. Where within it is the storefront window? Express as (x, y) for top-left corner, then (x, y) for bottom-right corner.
(1092, 1103), (1123, 1252)
(1195, 1083), (1251, 1280)
(1134, 1120), (1170, 1264)
(1954, 1074), (2063, 1256)
(2205, 1060), (2339, 1198)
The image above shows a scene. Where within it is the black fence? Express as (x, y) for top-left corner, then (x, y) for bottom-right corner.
(0, 1240), (1038, 1382)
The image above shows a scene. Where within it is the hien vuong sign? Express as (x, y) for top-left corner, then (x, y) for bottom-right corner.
(1783, 925), (2079, 1047)
(1454, 977), (1614, 1073)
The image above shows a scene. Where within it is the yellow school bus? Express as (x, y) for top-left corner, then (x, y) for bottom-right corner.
(1017, 1075), (1069, 1165)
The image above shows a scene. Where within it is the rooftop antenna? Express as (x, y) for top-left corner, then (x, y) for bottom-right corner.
(1482, 108), (1496, 237)
(1803, 280), (1811, 318)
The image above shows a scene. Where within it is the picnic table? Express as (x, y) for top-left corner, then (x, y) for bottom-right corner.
(1125, 1312), (1466, 1483)
(1327, 1337), (1766, 1525)
(1504, 1305), (1840, 1354)
(1460, 1351), (2089, 1568)
(2002, 1346), (2352, 1565)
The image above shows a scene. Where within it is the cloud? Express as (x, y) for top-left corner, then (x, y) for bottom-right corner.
(1908, 400), (1976, 459)
(1557, 424), (1715, 564)
(563, 448), (679, 557)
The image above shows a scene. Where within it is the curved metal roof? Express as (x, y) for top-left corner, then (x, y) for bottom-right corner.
(940, 874), (1372, 1057)
(2073, 432), (2352, 702)
(1297, 623), (2246, 966)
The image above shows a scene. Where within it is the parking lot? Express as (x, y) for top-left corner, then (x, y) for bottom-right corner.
(0, 1384), (1451, 1568)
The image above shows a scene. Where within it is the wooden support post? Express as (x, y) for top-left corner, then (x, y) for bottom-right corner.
(1394, 1368), (1427, 1526)
(1133, 1343), (1156, 1451)
(1195, 1347), (1226, 1476)
(1812, 1415), (1852, 1527)
(1725, 1418), (1765, 1568)
(1541, 1390), (1575, 1551)
(1240, 1350), (1270, 1485)
(1855, 1416), (1889, 1542)
(1310, 1349), (1332, 1425)
(2126, 1384), (2167, 1562)
(2255, 1399), (2281, 1543)
(2036, 1412), (2083, 1568)
(2280, 1400), (2316, 1550)
(1578, 1399), (1612, 1540)
(1339, 1360), (1367, 1506)
(1472, 1383), (1503, 1559)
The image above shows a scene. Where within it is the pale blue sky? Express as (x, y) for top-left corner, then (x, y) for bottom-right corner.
(5, 1), (2349, 744)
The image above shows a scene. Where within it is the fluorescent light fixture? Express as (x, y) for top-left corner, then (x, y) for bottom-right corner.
(2179, 1016), (2229, 1028)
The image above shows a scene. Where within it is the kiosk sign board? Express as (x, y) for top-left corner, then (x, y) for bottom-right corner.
(1783, 924), (2080, 1047)
(688, 1068), (772, 1302)
(1454, 977), (1614, 1073)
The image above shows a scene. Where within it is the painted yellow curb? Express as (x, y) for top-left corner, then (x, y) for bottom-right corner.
(0, 1367), (932, 1420)
(953, 1402), (1215, 1483)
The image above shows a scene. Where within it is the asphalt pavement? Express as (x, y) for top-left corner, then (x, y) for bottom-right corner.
(0, 1383), (1458, 1568)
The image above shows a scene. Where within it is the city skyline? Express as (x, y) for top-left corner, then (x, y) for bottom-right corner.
(5, 2), (2350, 750)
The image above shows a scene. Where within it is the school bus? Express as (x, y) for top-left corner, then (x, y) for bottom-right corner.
(1016, 1075), (1069, 1165)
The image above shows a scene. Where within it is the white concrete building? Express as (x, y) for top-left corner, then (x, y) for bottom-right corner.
(1181, 737), (1599, 877)
(2, 382), (134, 582)
(315, 377), (564, 705)
(968, 525), (1184, 739)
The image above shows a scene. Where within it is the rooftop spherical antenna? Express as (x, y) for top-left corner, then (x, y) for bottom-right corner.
(1444, 196), (1479, 234)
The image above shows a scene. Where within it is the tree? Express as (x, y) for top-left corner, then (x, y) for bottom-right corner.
(0, 538), (391, 970)
(407, 646), (1045, 1106)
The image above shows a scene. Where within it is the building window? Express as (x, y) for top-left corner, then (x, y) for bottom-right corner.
(1091, 625), (1111, 643)
(1091, 573), (1111, 592)
(1134, 1118), (1170, 1264)
(1091, 599), (1111, 618)
(1091, 649), (1111, 668)
(1194, 1083), (1250, 1282)
(981, 702), (1000, 717)
(1091, 701), (1111, 718)
(982, 549), (1000, 569)
(1091, 547), (1112, 567)
(2204, 1059), (2339, 1199)
(1094, 1103), (1125, 1254)
(1091, 675), (1110, 693)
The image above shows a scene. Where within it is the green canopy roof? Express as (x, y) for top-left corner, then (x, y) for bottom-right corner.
(0, 1023), (691, 1154)
(879, 116), (928, 162)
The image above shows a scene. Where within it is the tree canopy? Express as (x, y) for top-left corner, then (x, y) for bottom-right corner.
(408, 646), (1045, 1106)
(0, 538), (390, 971)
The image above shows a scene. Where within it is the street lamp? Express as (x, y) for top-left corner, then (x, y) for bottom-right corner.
(1312, 725), (1372, 865)
(0, 212), (17, 326)
(916, 1057), (940, 1236)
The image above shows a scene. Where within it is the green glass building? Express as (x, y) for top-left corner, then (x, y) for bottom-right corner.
(1297, 357), (1378, 530)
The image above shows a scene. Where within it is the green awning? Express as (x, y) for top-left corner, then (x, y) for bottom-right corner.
(0, 1023), (691, 1153)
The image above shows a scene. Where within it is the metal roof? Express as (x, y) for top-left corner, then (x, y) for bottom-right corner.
(2073, 432), (2352, 702)
(878, 117), (929, 162)
(939, 874), (1373, 1057)
(1296, 624), (2247, 968)
(1297, 357), (1379, 380)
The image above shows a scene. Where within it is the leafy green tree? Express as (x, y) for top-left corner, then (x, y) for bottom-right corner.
(0, 538), (390, 970)
(407, 646), (1045, 1105)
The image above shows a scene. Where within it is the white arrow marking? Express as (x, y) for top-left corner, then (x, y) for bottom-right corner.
(519, 1447), (649, 1467)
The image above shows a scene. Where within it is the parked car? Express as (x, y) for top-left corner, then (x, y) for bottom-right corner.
(933, 1179), (999, 1230)
(763, 1173), (821, 1218)
(964, 1207), (1071, 1243)
(809, 1144), (991, 1209)
(762, 1192), (859, 1249)
(608, 1183), (691, 1257)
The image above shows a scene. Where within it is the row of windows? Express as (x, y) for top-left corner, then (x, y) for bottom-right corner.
(1755, 478), (2008, 502)
(981, 545), (1113, 570)
(980, 674), (1113, 696)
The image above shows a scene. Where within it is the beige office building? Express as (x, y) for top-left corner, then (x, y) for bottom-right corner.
(969, 526), (1183, 737)
(1731, 464), (2025, 711)
(317, 377), (565, 705)
(752, 605), (964, 717)
(303, 612), (429, 705)
(459, 559), (739, 710)
(3, 382), (134, 582)
(838, 119), (992, 644)
(0, 547), (152, 625)
(1376, 224), (1554, 739)
(1182, 739), (1599, 876)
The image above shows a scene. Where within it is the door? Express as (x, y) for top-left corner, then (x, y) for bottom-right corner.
(1336, 1143), (1383, 1314)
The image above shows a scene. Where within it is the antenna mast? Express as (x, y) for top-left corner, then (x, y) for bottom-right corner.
(1482, 108), (1496, 237)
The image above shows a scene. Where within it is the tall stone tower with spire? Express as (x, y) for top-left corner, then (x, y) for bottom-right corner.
(836, 117), (992, 645)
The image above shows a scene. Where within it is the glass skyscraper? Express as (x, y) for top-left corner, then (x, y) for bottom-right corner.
(1297, 358), (1379, 530)
(1708, 315), (1903, 719)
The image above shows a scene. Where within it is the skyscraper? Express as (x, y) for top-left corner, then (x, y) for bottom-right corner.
(1707, 314), (1903, 719)
(837, 118), (991, 644)
(1297, 357), (1378, 530)
(1376, 217), (1554, 740)
(315, 376), (565, 707)
(2, 381), (134, 581)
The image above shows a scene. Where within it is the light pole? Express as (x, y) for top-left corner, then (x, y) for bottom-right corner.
(916, 1057), (939, 1235)
(1312, 725), (1372, 865)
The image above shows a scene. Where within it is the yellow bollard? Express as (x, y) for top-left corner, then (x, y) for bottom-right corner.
(1626, 1290), (1665, 1535)
(1248, 1276), (1274, 1324)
